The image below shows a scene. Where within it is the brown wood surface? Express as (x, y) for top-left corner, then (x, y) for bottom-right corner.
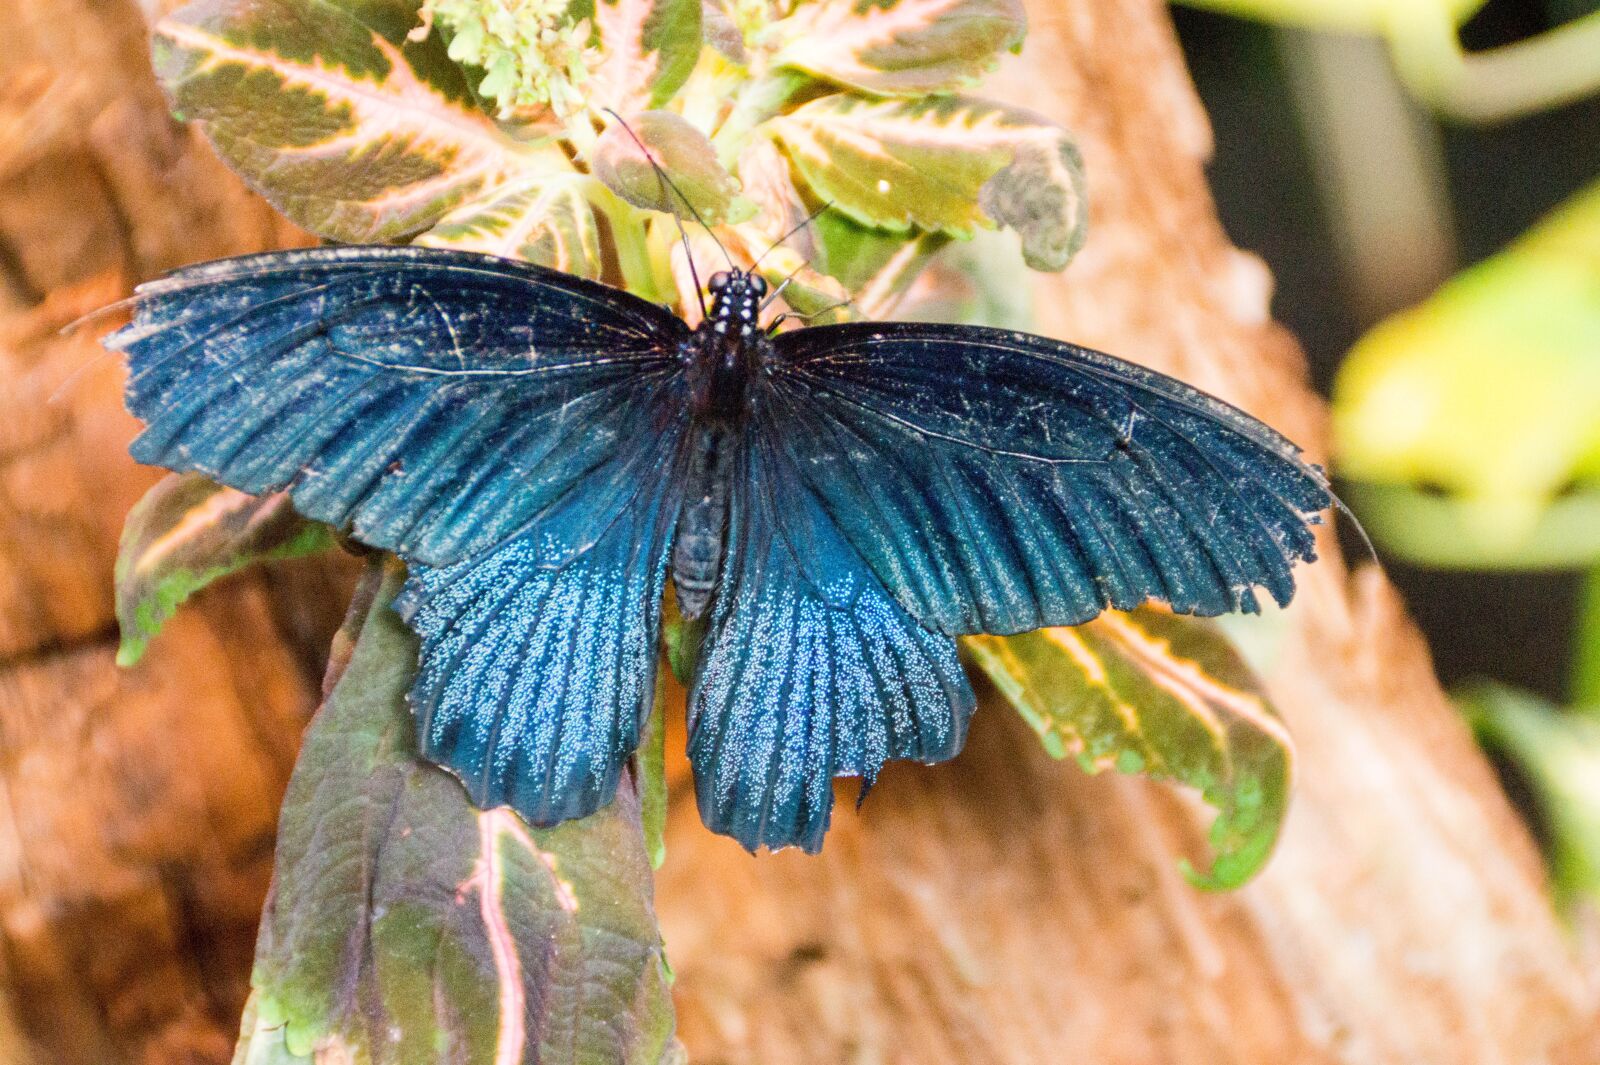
(0, 1), (1594, 1063)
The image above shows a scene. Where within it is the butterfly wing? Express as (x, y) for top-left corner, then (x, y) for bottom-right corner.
(110, 245), (693, 825)
(395, 431), (686, 823)
(768, 321), (1331, 636)
(687, 428), (975, 853)
(108, 245), (689, 568)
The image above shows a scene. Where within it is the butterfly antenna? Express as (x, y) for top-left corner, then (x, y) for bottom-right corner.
(770, 295), (855, 331)
(761, 263), (805, 311)
(600, 108), (710, 318)
(750, 199), (832, 274)
(601, 111), (734, 297)
(1328, 485), (1381, 570)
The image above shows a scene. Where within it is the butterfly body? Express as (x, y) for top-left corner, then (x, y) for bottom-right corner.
(672, 270), (775, 618)
(108, 245), (1331, 853)
(671, 423), (735, 620)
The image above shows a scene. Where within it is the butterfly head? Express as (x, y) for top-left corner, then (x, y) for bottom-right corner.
(705, 269), (767, 338)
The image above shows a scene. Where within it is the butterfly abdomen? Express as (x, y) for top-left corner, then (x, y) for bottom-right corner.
(672, 424), (735, 620)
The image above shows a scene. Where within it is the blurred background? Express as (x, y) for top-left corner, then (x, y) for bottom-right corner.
(1170, 0), (1600, 904)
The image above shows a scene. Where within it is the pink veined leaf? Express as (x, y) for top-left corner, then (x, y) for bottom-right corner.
(114, 472), (333, 667)
(417, 173), (605, 277)
(238, 559), (681, 1064)
(966, 607), (1295, 889)
(587, 0), (704, 111)
(155, 0), (541, 242)
(772, 0), (1027, 96)
(770, 93), (1088, 271)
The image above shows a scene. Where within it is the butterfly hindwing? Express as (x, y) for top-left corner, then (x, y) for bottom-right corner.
(395, 439), (685, 824)
(108, 245), (689, 568)
(687, 430), (975, 853)
(768, 322), (1331, 636)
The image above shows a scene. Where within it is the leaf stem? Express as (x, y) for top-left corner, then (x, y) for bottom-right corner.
(1572, 563), (1600, 714)
(1386, 8), (1600, 124)
(710, 69), (810, 168)
(588, 181), (666, 303)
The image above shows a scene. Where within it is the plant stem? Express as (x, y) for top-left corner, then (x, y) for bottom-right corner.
(1387, 8), (1600, 124)
(588, 181), (665, 303)
(1572, 563), (1600, 713)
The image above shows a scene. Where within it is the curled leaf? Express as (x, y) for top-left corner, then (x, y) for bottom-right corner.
(155, 0), (531, 242)
(243, 558), (679, 1064)
(593, 110), (754, 223)
(588, 0), (704, 110)
(773, 0), (1027, 95)
(770, 94), (1087, 270)
(115, 473), (332, 667)
(966, 608), (1293, 889)
(417, 173), (604, 277)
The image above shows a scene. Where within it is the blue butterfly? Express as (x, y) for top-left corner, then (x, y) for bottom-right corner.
(107, 245), (1329, 852)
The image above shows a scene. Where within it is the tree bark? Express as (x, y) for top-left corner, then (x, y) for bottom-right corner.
(0, 1), (1593, 1064)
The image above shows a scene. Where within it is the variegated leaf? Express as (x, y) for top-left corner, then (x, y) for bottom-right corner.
(240, 559), (679, 1064)
(965, 608), (1293, 889)
(417, 173), (604, 277)
(771, 94), (1088, 271)
(700, 0), (748, 62)
(593, 110), (755, 223)
(155, 0), (534, 242)
(115, 473), (333, 668)
(773, 0), (1026, 95)
(736, 137), (817, 263)
(810, 207), (949, 317)
(587, 0), (704, 110)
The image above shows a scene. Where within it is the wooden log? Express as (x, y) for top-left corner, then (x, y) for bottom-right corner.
(652, 3), (1600, 1062)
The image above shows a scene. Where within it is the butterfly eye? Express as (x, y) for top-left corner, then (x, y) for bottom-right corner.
(708, 271), (731, 293)
(748, 274), (768, 297)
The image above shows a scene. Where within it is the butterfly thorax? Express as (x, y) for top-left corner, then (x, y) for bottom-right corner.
(684, 270), (769, 419)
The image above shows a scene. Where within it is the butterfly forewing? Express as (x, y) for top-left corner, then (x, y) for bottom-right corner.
(766, 321), (1330, 636)
(109, 245), (690, 568)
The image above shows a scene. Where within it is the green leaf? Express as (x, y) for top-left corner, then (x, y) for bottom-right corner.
(593, 110), (755, 224)
(588, 0), (703, 110)
(809, 207), (939, 296)
(115, 474), (333, 668)
(417, 173), (604, 276)
(243, 557), (680, 1064)
(772, 0), (1026, 96)
(965, 608), (1293, 889)
(1458, 681), (1600, 910)
(770, 94), (1087, 271)
(155, 0), (534, 242)
(1333, 178), (1600, 562)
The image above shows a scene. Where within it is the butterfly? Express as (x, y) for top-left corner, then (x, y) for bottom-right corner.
(106, 243), (1330, 852)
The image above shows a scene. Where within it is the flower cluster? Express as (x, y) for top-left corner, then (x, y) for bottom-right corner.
(416, 0), (598, 118)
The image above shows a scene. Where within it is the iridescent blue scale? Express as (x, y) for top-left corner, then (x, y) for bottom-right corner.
(108, 245), (1329, 852)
